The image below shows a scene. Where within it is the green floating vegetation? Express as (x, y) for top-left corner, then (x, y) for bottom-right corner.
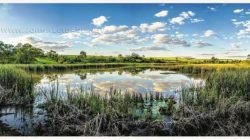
(0, 66), (34, 105)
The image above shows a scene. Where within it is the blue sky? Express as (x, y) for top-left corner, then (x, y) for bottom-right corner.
(0, 4), (250, 59)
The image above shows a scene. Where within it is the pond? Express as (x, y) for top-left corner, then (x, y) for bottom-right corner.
(0, 68), (204, 135)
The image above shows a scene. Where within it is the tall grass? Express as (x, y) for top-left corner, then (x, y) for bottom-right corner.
(36, 86), (175, 136)
(172, 69), (250, 136)
(0, 66), (34, 105)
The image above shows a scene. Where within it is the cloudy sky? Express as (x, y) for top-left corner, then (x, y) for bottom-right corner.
(0, 4), (250, 59)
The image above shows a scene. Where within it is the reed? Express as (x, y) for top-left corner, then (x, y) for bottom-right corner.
(0, 66), (34, 105)
(35, 85), (174, 136)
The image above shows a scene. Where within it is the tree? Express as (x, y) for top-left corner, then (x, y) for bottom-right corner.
(247, 54), (250, 60)
(0, 41), (15, 63)
(80, 51), (87, 57)
(15, 43), (43, 64)
(46, 50), (58, 61)
(211, 56), (218, 63)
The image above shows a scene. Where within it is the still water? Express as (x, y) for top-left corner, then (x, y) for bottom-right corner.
(0, 68), (204, 135)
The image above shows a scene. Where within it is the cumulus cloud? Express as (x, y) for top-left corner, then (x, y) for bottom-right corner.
(233, 9), (244, 14)
(200, 53), (215, 56)
(92, 16), (108, 27)
(139, 22), (166, 33)
(91, 34), (135, 46)
(155, 10), (168, 17)
(130, 46), (168, 51)
(231, 42), (242, 48)
(237, 20), (250, 38)
(92, 25), (129, 34)
(231, 19), (245, 27)
(192, 40), (213, 47)
(91, 27), (140, 46)
(175, 32), (188, 38)
(61, 22), (167, 47)
(191, 18), (204, 23)
(23, 36), (70, 51)
(203, 30), (216, 38)
(224, 48), (247, 55)
(62, 30), (92, 39)
(207, 6), (216, 11)
(224, 42), (247, 55)
(170, 17), (185, 25)
(152, 34), (190, 47)
(170, 11), (196, 25)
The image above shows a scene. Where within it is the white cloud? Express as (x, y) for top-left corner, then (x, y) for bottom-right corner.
(170, 16), (185, 25)
(152, 34), (190, 47)
(246, 11), (250, 15)
(232, 19), (245, 27)
(130, 46), (168, 51)
(92, 25), (129, 34)
(23, 36), (70, 51)
(236, 20), (250, 38)
(139, 22), (166, 33)
(231, 42), (242, 48)
(191, 18), (204, 23)
(203, 30), (216, 38)
(62, 30), (92, 39)
(192, 40), (213, 48)
(187, 11), (195, 17)
(233, 9), (244, 14)
(155, 10), (168, 17)
(232, 19), (237, 22)
(60, 22), (166, 47)
(91, 26), (141, 46)
(170, 11), (196, 25)
(92, 33), (137, 46)
(92, 16), (108, 27)
(207, 6), (216, 11)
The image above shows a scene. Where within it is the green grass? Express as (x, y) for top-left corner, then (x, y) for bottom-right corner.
(0, 66), (34, 105)
(35, 57), (58, 64)
(170, 69), (250, 136)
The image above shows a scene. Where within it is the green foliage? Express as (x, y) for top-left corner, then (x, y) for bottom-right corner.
(0, 41), (15, 63)
(46, 50), (58, 61)
(15, 43), (44, 64)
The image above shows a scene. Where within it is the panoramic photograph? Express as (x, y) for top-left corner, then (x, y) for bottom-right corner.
(0, 3), (250, 136)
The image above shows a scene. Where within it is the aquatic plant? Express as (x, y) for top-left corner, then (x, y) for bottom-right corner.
(35, 85), (174, 136)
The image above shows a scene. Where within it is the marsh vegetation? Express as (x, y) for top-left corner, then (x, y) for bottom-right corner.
(1, 40), (250, 136)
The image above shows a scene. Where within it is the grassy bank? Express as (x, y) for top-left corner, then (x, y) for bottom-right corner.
(0, 66), (34, 105)
(2, 62), (250, 74)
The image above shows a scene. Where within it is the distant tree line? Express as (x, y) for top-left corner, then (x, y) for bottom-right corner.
(0, 40), (246, 64)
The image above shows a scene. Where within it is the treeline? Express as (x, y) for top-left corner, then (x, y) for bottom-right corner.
(0, 41), (166, 64)
(55, 53), (167, 64)
(0, 40), (246, 64)
(0, 41), (44, 64)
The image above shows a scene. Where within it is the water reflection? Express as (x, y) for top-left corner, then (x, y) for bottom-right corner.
(37, 69), (203, 96)
(0, 68), (204, 135)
